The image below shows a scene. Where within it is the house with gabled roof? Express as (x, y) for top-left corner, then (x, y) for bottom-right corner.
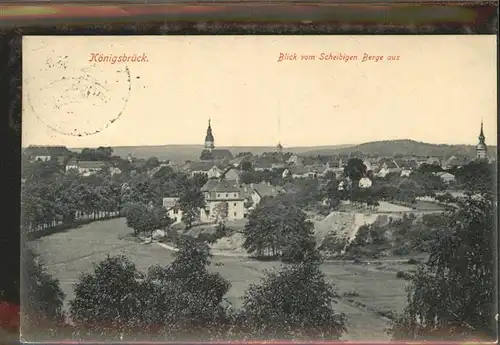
(290, 166), (318, 179)
(375, 159), (401, 177)
(426, 157), (442, 166)
(24, 145), (73, 162)
(184, 161), (223, 179)
(254, 160), (273, 172)
(221, 168), (242, 184)
(442, 156), (469, 170)
(249, 182), (285, 206)
(162, 197), (183, 223)
(434, 171), (455, 184)
(200, 180), (245, 222)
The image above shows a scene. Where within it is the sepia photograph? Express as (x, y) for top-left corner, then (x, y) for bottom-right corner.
(21, 35), (497, 342)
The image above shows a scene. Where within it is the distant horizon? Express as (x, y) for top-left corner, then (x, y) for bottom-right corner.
(22, 137), (497, 150)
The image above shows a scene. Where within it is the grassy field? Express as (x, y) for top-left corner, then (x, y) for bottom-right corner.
(26, 218), (414, 340)
(412, 201), (446, 211)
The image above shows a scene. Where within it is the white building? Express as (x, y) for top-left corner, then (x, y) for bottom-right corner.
(434, 171), (455, 184)
(162, 197), (183, 223)
(200, 180), (245, 222)
(358, 177), (373, 189)
(185, 162), (223, 179)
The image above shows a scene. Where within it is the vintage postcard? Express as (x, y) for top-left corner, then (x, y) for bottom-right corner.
(21, 35), (497, 342)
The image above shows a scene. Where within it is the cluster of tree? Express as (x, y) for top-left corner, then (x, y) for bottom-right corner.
(122, 166), (207, 232)
(23, 237), (347, 341)
(22, 172), (122, 232)
(452, 161), (495, 194)
(77, 147), (114, 161)
(240, 169), (288, 186)
(22, 154), (208, 235)
(282, 179), (323, 210)
(391, 191), (495, 340)
(242, 196), (319, 262)
(123, 203), (173, 240)
(340, 213), (449, 259)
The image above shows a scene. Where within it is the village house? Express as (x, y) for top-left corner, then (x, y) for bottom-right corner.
(426, 157), (442, 166)
(442, 156), (469, 170)
(375, 159), (402, 177)
(66, 158), (109, 176)
(290, 166), (317, 179)
(249, 182), (285, 206)
(287, 154), (303, 166)
(24, 145), (73, 163)
(221, 168), (242, 184)
(184, 162), (223, 179)
(321, 159), (344, 178)
(162, 197), (183, 223)
(229, 154), (253, 168)
(200, 180), (245, 222)
(434, 171), (455, 184)
(254, 160), (273, 172)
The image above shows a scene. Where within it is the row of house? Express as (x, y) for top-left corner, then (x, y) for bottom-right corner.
(24, 145), (73, 163)
(65, 158), (122, 177)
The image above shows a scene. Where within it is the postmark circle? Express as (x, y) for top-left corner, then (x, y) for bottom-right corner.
(26, 57), (131, 137)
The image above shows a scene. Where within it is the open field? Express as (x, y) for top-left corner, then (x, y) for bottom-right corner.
(26, 218), (415, 340)
(412, 201), (446, 211)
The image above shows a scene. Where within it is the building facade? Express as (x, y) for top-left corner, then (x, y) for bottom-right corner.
(200, 180), (245, 222)
(162, 197), (183, 224)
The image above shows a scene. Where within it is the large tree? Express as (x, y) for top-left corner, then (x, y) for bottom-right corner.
(141, 237), (231, 339)
(21, 248), (66, 339)
(391, 192), (495, 340)
(69, 255), (144, 340)
(343, 158), (367, 187)
(179, 185), (205, 229)
(240, 262), (347, 340)
(243, 197), (318, 262)
(321, 177), (340, 211)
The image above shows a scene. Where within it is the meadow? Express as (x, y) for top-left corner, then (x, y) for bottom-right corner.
(26, 218), (414, 340)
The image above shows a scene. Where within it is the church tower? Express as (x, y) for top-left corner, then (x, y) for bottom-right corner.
(476, 120), (487, 160)
(277, 142), (283, 153)
(204, 118), (215, 152)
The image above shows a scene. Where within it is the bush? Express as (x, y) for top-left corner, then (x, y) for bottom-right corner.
(240, 262), (347, 339)
(343, 290), (360, 297)
(197, 232), (218, 244)
(395, 271), (412, 280)
(319, 234), (348, 253)
(393, 247), (410, 256)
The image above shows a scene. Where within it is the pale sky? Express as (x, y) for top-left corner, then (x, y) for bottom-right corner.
(22, 35), (497, 148)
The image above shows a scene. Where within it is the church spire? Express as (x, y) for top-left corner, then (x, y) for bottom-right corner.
(476, 120), (487, 160)
(204, 118), (215, 151)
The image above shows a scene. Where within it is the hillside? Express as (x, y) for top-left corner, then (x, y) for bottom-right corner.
(70, 140), (496, 162)
(301, 139), (497, 158)
(73, 144), (354, 162)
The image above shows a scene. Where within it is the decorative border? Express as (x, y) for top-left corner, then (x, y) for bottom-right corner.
(0, 2), (497, 343)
